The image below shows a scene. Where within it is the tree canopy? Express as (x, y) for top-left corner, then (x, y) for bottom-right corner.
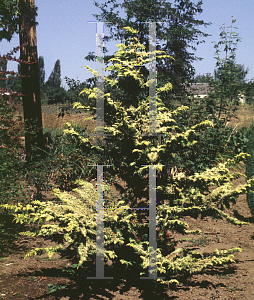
(0, 0), (38, 42)
(44, 59), (67, 104)
(209, 19), (249, 110)
(91, 0), (210, 94)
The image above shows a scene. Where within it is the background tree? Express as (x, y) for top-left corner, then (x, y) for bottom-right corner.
(0, 57), (7, 89)
(45, 59), (61, 89)
(244, 79), (254, 105)
(45, 59), (66, 104)
(162, 20), (250, 174)
(176, 19), (250, 172)
(194, 73), (213, 83)
(38, 55), (45, 90)
(91, 0), (210, 99)
(38, 55), (48, 104)
(6, 63), (22, 94)
(64, 76), (89, 105)
(0, 0), (20, 42)
(208, 18), (248, 120)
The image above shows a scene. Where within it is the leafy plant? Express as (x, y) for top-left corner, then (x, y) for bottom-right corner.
(0, 61), (27, 204)
(29, 276), (36, 281)
(175, 19), (249, 175)
(216, 273), (233, 279)
(46, 283), (67, 294)
(185, 237), (211, 247)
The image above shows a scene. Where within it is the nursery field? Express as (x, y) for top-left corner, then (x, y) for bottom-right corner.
(14, 102), (254, 134)
(2, 2), (254, 298)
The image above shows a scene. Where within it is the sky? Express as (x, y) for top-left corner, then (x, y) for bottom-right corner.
(1, 0), (254, 90)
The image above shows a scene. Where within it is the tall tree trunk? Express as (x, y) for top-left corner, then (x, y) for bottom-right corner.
(19, 0), (44, 162)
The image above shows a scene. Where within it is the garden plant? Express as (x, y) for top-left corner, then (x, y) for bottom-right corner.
(1, 27), (254, 289)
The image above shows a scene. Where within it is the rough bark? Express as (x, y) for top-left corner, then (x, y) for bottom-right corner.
(19, 0), (44, 161)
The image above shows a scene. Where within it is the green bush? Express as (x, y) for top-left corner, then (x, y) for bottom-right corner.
(64, 76), (90, 106)
(24, 122), (110, 194)
(45, 123), (102, 190)
(0, 94), (27, 204)
(168, 106), (236, 175)
(173, 20), (248, 174)
(161, 89), (245, 176)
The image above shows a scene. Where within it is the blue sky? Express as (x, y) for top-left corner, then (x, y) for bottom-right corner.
(1, 0), (254, 89)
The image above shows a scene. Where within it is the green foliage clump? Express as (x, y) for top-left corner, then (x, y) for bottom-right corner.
(176, 19), (249, 175)
(44, 123), (105, 190)
(209, 18), (248, 107)
(2, 27), (254, 287)
(0, 0), (38, 42)
(245, 122), (254, 216)
(24, 122), (105, 196)
(0, 93), (27, 204)
(64, 76), (90, 106)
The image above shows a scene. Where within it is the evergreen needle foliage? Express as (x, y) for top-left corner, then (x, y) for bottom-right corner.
(2, 27), (254, 287)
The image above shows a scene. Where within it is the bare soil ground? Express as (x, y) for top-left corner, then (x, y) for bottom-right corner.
(0, 166), (254, 300)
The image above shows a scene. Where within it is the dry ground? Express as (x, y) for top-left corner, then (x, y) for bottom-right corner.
(14, 102), (254, 132)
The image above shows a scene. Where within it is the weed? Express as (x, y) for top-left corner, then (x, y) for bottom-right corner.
(46, 283), (67, 294)
(214, 236), (220, 243)
(185, 236), (211, 247)
(29, 276), (36, 281)
(216, 274), (233, 279)
(62, 264), (79, 276)
(179, 238), (192, 242)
